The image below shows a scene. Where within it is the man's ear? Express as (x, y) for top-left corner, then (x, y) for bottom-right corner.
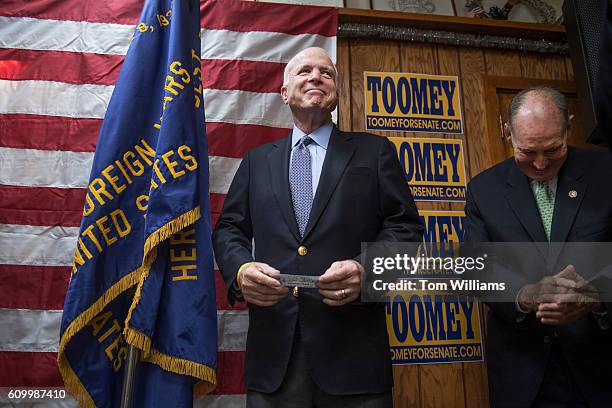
(567, 113), (575, 133)
(280, 86), (288, 104)
(504, 122), (512, 142)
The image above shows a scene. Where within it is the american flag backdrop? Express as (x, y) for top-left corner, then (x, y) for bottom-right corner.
(0, 0), (337, 406)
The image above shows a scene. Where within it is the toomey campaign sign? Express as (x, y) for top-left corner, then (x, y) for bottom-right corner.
(388, 137), (467, 202)
(421, 210), (465, 253)
(364, 72), (463, 133)
(385, 293), (483, 364)
(384, 210), (485, 364)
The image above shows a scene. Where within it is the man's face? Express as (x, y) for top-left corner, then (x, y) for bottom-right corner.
(510, 100), (569, 182)
(281, 48), (338, 114)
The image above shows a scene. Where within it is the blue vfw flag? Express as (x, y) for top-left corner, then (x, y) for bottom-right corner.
(58, 0), (217, 406)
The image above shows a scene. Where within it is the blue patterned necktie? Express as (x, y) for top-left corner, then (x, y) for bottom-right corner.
(290, 136), (313, 237)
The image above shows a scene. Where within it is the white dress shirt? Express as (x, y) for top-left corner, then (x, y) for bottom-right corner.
(289, 122), (332, 197)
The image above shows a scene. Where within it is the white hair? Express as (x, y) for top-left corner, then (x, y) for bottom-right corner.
(282, 47), (338, 87)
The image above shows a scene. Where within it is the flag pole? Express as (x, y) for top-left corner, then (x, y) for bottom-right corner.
(120, 345), (140, 408)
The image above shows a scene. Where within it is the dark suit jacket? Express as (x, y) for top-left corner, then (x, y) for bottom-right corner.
(213, 127), (423, 394)
(464, 147), (612, 407)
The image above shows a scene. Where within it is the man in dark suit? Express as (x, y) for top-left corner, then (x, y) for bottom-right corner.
(213, 47), (423, 407)
(464, 86), (612, 407)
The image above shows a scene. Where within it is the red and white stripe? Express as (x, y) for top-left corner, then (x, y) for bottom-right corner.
(0, 0), (336, 406)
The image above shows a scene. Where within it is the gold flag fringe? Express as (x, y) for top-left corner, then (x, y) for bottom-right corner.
(123, 206), (216, 390)
(57, 269), (141, 408)
(58, 206), (209, 405)
(122, 248), (157, 355)
(124, 206), (201, 356)
(144, 206), (201, 256)
(124, 327), (152, 358)
(56, 358), (94, 408)
(145, 348), (217, 390)
(194, 379), (217, 399)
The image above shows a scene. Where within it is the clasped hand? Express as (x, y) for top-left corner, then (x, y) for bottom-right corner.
(518, 264), (602, 325)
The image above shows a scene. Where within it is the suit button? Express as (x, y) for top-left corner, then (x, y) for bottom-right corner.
(297, 246), (308, 256)
(292, 287), (299, 297)
(543, 335), (552, 344)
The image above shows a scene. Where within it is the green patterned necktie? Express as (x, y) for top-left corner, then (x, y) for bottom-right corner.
(534, 181), (555, 241)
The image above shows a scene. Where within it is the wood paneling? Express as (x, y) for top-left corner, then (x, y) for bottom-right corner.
(437, 45), (472, 185)
(337, 37), (581, 408)
(483, 50), (522, 170)
(393, 365), (421, 408)
(420, 365), (465, 408)
(400, 42), (436, 78)
(565, 56), (574, 81)
(393, 40), (429, 408)
(450, 45), (488, 408)
(337, 39), (352, 131)
(458, 48), (489, 178)
(349, 39), (401, 135)
(401, 41), (467, 408)
(520, 52), (567, 80)
(484, 50), (522, 78)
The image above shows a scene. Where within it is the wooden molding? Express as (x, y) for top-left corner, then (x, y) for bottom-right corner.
(339, 8), (566, 42)
(484, 76), (576, 94)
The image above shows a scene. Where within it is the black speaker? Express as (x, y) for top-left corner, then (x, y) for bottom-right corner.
(563, 0), (609, 146)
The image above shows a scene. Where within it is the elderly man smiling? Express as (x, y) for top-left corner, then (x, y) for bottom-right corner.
(213, 47), (422, 407)
(465, 87), (612, 408)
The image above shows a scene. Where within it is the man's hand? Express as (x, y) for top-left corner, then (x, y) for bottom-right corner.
(238, 262), (288, 307)
(536, 266), (603, 325)
(535, 301), (594, 325)
(316, 260), (363, 306)
(518, 265), (577, 312)
(518, 264), (603, 324)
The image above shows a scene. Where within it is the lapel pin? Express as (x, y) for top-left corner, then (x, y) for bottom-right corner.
(568, 190), (577, 198)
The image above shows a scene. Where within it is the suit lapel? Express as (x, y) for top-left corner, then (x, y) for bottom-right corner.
(302, 127), (355, 239)
(549, 149), (587, 265)
(267, 133), (300, 241)
(504, 161), (549, 244)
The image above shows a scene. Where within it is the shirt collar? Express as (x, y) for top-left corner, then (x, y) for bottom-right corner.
(530, 175), (558, 194)
(291, 122), (333, 150)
